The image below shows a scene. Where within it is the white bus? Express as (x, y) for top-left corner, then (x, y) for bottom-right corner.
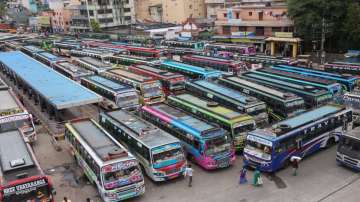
(65, 119), (145, 201)
(99, 109), (187, 181)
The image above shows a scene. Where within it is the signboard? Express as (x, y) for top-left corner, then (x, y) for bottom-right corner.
(38, 16), (51, 26)
(231, 32), (255, 37)
(274, 32), (294, 38)
(0, 108), (23, 117)
(0, 114), (29, 124)
(102, 160), (137, 173)
(3, 179), (47, 196)
(227, 9), (233, 20)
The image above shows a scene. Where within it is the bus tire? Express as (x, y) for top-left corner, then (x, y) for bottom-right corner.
(326, 137), (336, 148)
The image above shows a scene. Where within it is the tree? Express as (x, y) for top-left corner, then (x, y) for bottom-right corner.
(287, 0), (353, 52)
(343, 3), (360, 49)
(90, 19), (101, 32)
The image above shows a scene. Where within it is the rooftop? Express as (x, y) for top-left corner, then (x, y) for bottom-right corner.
(105, 110), (179, 148)
(0, 51), (101, 110)
(0, 90), (22, 115)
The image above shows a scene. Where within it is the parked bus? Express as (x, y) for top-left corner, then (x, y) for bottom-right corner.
(243, 105), (352, 172)
(100, 110), (187, 181)
(181, 55), (243, 74)
(237, 55), (297, 65)
(126, 46), (162, 58)
(53, 41), (81, 50)
(160, 60), (223, 79)
(161, 40), (205, 50)
(53, 61), (93, 82)
(0, 130), (55, 202)
(141, 104), (235, 170)
(127, 64), (185, 96)
(81, 75), (139, 109)
(33, 51), (66, 67)
(241, 72), (332, 108)
(325, 62), (360, 76)
(0, 89), (36, 142)
(101, 68), (165, 105)
(218, 76), (305, 121)
(65, 119), (145, 201)
(273, 65), (358, 91)
(69, 49), (113, 60)
(185, 80), (268, 126)
(337, 128), (360, 171)
(205, 43), (256, 55)
(20, 45), (44, 57)
(167, 94), (255, 151)
(253, 69), (342, 95)
(108, 55), (159, 66)
(74, 57), (113, 74)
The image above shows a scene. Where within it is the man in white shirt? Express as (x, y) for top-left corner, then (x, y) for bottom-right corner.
(184, 164), (193, 187)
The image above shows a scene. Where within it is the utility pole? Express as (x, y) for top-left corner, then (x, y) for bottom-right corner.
(320, 17), (326, 65)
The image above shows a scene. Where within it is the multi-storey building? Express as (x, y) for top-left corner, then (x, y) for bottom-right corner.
(135, 0), (206, 24)
(70, 0), (136, 32)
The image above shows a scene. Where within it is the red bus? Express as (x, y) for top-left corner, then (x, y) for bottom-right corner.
(0, 130), (55, 202)
(127, 64), (186, 96)
(181, 54), (244, 74)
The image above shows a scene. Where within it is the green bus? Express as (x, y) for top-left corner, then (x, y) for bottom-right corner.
(167, 94), (256, 151)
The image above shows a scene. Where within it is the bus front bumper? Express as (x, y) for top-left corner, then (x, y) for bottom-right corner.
(336, 153), (360, 172)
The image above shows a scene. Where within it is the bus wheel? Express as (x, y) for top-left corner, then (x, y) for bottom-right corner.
(326, 138), (336, 148)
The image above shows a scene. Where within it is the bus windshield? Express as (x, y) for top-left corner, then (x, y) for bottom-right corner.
(117, 92), (139, 105)
(143, 84), (162, 98)
(245, 135), (272, 160)
(169, 81), (185, 91)
(103, 165), (143, 190)
(205, 135), (231, 156)
(233, 121), (255, 135)
(152, 145), (184, 168)
(338, 137), (360, 159)
(0, 115), (32, 133)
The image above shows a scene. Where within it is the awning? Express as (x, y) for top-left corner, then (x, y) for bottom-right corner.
(265, 37), (301, 43)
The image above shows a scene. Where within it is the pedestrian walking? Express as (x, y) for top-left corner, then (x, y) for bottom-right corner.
(252, 167), (262, 186)
(184, 164), (193, 187)
(239, 166), (248, 184)
(290, 156), (301, 176)
(62, 197), (72, 202)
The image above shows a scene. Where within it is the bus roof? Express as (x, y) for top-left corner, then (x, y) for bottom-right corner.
(84, 75), (132, 92)
(55, 61), (93, 77)
(0, 51), (101, 110)
(36, 51), (60, 62)
(222, 76), (299, 101)
(145, 104), (221, 138)
(276, 65), (357, 80)
(242, 73), (327, 95)
(104, 110), (180, 148)
(134, 65), (183, 79)
(170, 94), (252, 122)
(68, 119), (132, 163)
(193, 80), (259, 105)
(185, 55), (233, 63)
(0, 90), (22, 115)
(107, 68), (155, 82)
(275, 105), (344, 130)
(258, 68), (335, 85)
(162, 60), (222, 76)
(0, 130), (38, 182)
(79, 57), (113, 69)
(22, 45), (43, 53)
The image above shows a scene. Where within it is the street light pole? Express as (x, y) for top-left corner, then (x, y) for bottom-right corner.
(320, 17), (326, 65)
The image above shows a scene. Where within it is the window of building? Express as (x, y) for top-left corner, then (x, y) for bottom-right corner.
(223, 26), (231, 35)
(236, 13), (239, 19)
(224, 13), (227, 18)
(238, 26), (246, 31)
(249, 12), (252, 16)
(124, 8), (131, 12)
(89, 10), (94, 16)
(189, 5), (192, 9)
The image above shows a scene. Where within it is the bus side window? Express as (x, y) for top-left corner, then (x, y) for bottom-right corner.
(193, 139), (201, 151)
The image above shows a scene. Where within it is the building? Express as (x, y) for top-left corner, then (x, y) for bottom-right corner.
(70, 0), (136, 33)
(181, 18), (214, 39)
(48, 0), (78, 33)
(205, 0), (244, 19)
(215, 0), (293, 36)
(135, 0), (206, 24)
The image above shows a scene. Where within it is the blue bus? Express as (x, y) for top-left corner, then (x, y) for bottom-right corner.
(20, 45), (44, 57)
(243, 105), (352, 172)
(251, 69), (342, 95)
(33, 51), (66, 67)
(160, 60), (223, 79)
(185, 80), (268, 126)
(141, 104), (235, 170)
(272, 65), (358, 91)
(240, 73), (332, 108)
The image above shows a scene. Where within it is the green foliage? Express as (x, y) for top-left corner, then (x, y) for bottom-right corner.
(287, 0), (360, 51)
(90, 19), (101, 32)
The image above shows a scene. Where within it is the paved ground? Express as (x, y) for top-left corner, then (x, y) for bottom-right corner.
(32, 128), (360, 202)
